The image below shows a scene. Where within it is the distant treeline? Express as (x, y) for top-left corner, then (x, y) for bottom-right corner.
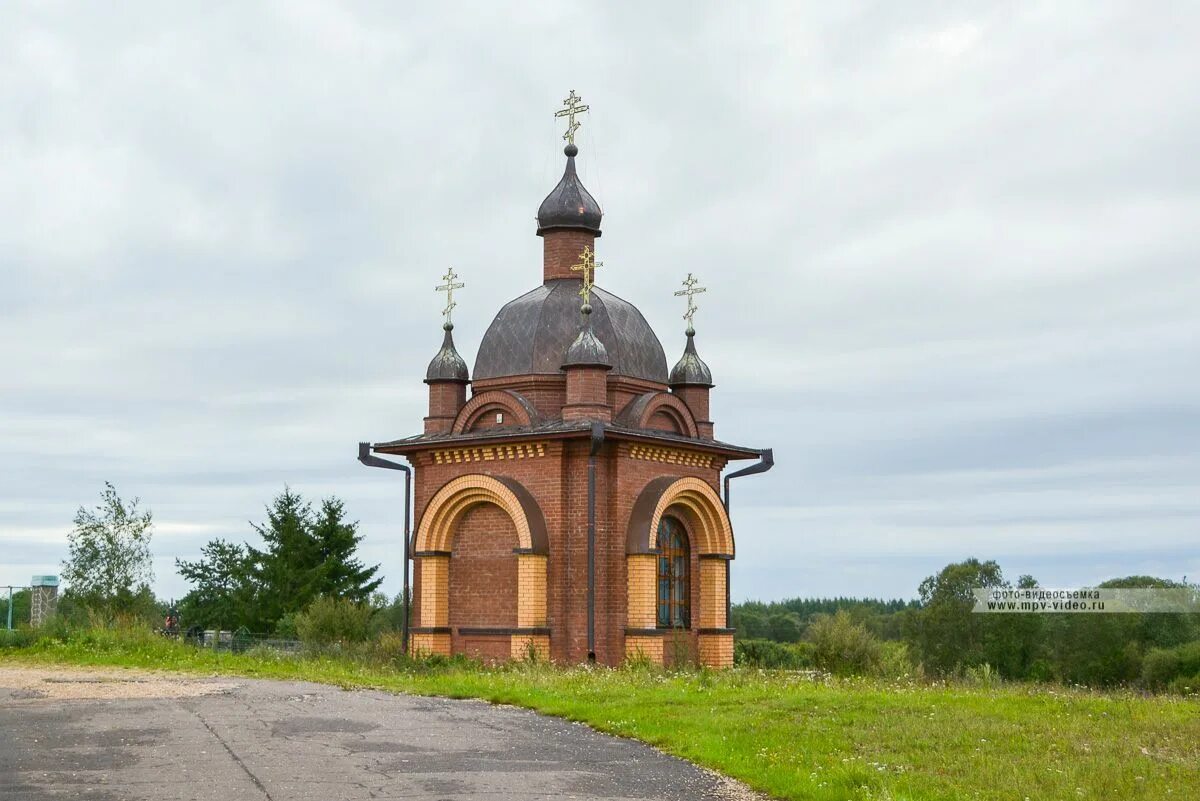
(733, 560), (1200, 691)
(732, 597), (917, 643)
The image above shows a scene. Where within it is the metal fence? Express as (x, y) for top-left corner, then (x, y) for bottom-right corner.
(182, 627), (303, 654)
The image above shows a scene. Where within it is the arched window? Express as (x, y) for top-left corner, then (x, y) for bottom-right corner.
(656, 516), (690, 628)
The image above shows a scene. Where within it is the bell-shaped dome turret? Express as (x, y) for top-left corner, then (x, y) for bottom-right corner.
(537, 144), (602, 237)
(425, 324), (469, 383)
(669, 330), (713, 387)
(563, 304), (611, 368)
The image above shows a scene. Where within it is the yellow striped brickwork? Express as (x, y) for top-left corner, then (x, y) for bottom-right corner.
(698, 632), (734, 668)
(628, 444), (713, 469)
(431, 442), (546, 465)
(411, 631), (450, 657)
(516, 554), (548, 628)
(418, 555), (450, 627)
(510, 633), (550, 660)
(699, 560), (727, 629)
(625, 635), (664, 664)
(626, 554), (658, 629)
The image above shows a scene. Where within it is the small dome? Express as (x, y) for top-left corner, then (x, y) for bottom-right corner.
(669, 332), (713, 387)
(425, 325), (469, 383)
(537, 145), (602, 236)
(563, 309), (611, 368)
(474, 281), (668, 382)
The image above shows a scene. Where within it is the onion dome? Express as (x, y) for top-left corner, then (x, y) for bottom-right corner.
(424, 323), (469, 383)
(474, 280), (667, 381)
(537, 144), (602, 236)
(668, 330), (713, 387)
(563, 304), (611, 369)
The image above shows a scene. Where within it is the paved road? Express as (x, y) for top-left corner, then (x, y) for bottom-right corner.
(0, 666), (755, 801)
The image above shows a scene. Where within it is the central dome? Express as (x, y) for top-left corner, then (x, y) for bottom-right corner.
(473, 280), (668, 382)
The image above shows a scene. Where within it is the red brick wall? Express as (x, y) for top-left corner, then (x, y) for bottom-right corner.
(455, 633), (512, 663)
(466, 408), (512, 432)
(425, 382), (467, 433)
(565, 368), (607, 405)
(671, 386), (712, 438)
(647, 410), (682, 433)
(471, 377), (567, 420)
(407, 436), (728, 667)
(564, 368), (612, 422)
(449, 504), (518, 639)
(543, 230), (596, 281)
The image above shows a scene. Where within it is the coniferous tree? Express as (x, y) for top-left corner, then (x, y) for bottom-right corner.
(245, 487), (321, 631)
(176, 539), (253, 630)
(177, 488), (385, 634)
(310, 497), (382, 602)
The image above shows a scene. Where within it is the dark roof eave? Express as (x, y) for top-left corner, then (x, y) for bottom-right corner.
(371, 424), (762, 460)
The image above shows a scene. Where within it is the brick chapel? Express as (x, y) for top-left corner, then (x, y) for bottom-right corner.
(364, 97), (771, 668)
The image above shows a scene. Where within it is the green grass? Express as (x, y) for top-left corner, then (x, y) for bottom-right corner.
(4, 628), (1198, 801)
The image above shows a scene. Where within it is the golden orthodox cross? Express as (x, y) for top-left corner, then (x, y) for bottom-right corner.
(554, 90), (590, 145)
(674, 272), (707, 333)
(435, 267), (465, 326)
(571, 245), (602, 308)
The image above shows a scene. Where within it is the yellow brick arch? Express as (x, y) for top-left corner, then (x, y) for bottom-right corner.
(416, 474), (537, 553)
(412, 474), (549, 660)
(650, 477), (734, 557)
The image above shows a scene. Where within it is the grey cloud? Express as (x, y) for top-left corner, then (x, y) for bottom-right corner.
(2, 2), (1197, 603)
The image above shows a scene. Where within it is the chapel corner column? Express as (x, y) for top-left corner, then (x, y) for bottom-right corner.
(624, 554), (665, 665)
(411, 552), (451, 656)
(697, 554), (734, 668)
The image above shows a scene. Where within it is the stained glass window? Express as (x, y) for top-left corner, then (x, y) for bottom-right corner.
(656, 516), (690, 628)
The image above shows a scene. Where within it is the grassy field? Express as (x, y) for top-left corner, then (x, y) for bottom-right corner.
(3, 629), (1198, 801)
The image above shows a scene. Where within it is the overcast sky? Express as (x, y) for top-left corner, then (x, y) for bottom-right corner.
(2, 2), (1198, 605)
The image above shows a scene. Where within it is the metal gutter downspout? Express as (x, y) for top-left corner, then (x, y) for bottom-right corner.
(722, 448), (775, 629)
(358, 442), (412, 654)
(587, 422), (605, 663)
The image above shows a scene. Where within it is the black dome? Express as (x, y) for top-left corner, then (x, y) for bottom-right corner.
(536, 146), (602, 236)
(563, 311), (611, 368)
(425, 326), (469, 383)
(668, 331), (713, 387)
(473, 280), (667, 382)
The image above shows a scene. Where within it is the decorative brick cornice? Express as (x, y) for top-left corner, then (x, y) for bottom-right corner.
(431, 442), (546, 464)
(628, 444), (713, 468)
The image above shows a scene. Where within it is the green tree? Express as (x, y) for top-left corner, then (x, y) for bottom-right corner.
(1045, 576), (1197, 686)
(768, 612), (803, 643)
(61, 483), (156, 623)
(185, 488), (384, 633)
(906, 558), (1006, 676)
(245, 487), (321, 631)
(176, 539), (253, 629)
(310, 497), (382, 602)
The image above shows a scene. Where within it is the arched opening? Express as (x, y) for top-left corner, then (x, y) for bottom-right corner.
(411, 475), (549, 661)
(656, 515), (690, 629)
(625, 477), (735, 668)
(449, 503), (518, 661)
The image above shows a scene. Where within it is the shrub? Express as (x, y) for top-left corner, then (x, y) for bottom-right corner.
(294, 596), (374, 645)
(1167, 673), (1200, 695)
(734, 638), (813, 669)
(370, 631), (409, 665)
(964, 663), (1001, 688)
(808, 610), (882, 676)
(874, 641), (917, 679)
(1141, 641), (1200, 691)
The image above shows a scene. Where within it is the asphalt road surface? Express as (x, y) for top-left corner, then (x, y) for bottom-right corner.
(0, 666), (759, 801)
